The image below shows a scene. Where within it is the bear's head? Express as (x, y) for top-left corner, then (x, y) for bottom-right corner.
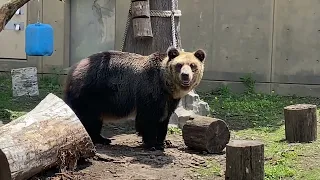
(164, 46), (206, 98)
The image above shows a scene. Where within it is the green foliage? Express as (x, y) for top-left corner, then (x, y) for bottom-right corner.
(168, 126), (182, 135)
(240, 73), (256, 94)
(193, 159), (222, 178)
(200, 87), (320, 179)
(0, 74), (63, 124)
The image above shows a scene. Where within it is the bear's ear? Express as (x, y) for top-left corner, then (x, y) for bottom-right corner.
(167, 46), (180, 60)
(194, 49), (206, 62)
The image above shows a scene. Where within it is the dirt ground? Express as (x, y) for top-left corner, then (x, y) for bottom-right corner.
(30, 120), (226, 180)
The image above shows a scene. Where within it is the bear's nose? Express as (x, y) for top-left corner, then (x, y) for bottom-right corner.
(181, 73), (189, 81)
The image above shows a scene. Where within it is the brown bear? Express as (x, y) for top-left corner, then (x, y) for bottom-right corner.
(63, 46), (206, 151)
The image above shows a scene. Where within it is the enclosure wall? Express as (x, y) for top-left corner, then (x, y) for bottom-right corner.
(2, 0), (320, 97)
(116, 0), (320, 97)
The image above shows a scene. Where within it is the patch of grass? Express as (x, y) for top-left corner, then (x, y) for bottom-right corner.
(234, 127), (298, 179)
(193, 159), (222, 178)
(200, 89), (320, 131)
(198, 74), (320, 179)
(0, 74), (63, 124)
(168, 126), (182, 135)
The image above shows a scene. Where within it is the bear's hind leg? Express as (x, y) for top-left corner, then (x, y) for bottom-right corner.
(80, 112), (111, 145)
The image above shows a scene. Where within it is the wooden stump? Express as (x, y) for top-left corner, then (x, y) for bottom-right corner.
(284, 104), (317, 143)
(0, 93), (96, 180)
(182, 115), (230, 154)
(225, 140), (264, 180)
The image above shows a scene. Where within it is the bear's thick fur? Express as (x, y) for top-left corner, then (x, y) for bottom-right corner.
(63, 47), (206, 150)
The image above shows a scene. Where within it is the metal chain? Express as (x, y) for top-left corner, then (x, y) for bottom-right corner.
(37, 0), (41, 23)
(119, 1), (182, 51)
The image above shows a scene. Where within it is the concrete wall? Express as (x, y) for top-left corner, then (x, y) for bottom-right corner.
(116, 0), (320, 97)
(2, 0), (320, 97)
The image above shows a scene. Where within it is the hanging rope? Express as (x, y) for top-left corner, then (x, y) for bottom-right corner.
(120, 0), (182, 51)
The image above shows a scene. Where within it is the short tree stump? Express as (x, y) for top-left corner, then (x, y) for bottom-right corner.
(225, 140), (264, 180)
(284, 104), (317, 143)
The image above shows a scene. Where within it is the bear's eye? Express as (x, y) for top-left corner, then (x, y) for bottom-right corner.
(175, 63), (183, 70)
(190, 63), (197, 71)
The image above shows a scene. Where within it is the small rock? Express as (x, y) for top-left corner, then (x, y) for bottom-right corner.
(169, 107), (195, 128)
(11, 67), (39, 97)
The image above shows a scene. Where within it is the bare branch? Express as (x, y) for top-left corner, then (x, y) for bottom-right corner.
(0, 0), (65, 32)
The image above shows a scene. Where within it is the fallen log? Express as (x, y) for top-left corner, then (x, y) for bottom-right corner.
(0, 93), (96, 180)
(284, 104), (317, 143)
(182, 115), (230, 154)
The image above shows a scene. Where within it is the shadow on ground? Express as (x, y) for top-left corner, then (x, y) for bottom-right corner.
(99, 120), (175, 168)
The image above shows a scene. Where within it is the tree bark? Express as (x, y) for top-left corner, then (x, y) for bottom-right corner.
(0, 93), (96, 180)
(123, 0), (181, 54)
(284, 104), (317, 143)
(225, 140), (264, 180)
(131, 0), (153, 38)
(182, 115), (230, 154)
(0, 0), (31, 32)
(0, 0), (64, 32)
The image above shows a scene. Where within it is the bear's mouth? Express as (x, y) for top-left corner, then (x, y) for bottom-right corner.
(181, 80), (191, 87)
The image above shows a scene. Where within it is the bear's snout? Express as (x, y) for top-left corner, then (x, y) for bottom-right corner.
(181, 73), (190, 81)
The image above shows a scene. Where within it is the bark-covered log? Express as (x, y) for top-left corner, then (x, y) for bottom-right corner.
(182, 115), (230, 154)
(131, 0), (153, 39)
(225, 140), (264, 180)
(284, 104), (317, 143)
(0, 93), (96, 180)
(123, 0), (181, 54)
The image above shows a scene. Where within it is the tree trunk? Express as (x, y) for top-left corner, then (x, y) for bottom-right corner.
(225, 140), (264, 180)
(182, 115), (230, 154)
(284, 104), (317, 143)
(0, 93), (96, 180)
(123, 0), (181, 54)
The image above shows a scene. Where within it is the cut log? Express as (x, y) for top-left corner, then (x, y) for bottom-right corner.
(123, 0), (181, 54)
(132, 18), (153, 39)
(0, 93), (96, 180)
(284, 104), (317, 143)
(131, 0), (153, 39)
(225, 140), (264, 180)
(182, 115), (230, 154)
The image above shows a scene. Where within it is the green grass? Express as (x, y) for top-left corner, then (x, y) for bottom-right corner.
(193, 159), (223, 178)
(196, 83), (320, 180)
(0, 73), (63, 124)
(2, 73), (320, 179)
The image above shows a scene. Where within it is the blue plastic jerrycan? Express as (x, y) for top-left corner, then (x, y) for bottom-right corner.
(25, 23), (54, 56)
